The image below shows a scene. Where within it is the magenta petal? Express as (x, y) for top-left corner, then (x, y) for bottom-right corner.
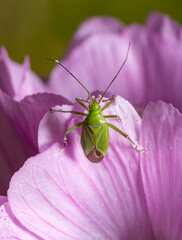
(0, 196), (7, 206)
(0, 202), (40, 239)
(8, 97), (154, 239)
(140, 101), (182, 239)
(0, 91), (70, 195)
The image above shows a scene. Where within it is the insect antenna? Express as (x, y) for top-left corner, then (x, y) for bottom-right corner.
(98, 42), (131, 103)
(47, 58), (92, 103)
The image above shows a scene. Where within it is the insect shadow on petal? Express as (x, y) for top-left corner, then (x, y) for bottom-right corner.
(48, 43), (145, 163)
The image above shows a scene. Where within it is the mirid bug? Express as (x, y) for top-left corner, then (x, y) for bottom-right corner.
(48, 43), (143, 163)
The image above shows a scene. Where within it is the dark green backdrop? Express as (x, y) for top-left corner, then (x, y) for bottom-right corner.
(0, 0), (181, 77)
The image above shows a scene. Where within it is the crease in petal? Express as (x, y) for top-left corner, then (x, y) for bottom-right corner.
(0, 202), (41, 239)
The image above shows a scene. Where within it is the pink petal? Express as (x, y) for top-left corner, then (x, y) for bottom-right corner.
(140, 101), (182, 239)
(67, 16), (124, 53)
(38, 104), (74, 152)
(0, 202), (40, 239)
(49, 36), (131, 101)
(147, 11), (182, 41)
(8, 96), (153, 239)
(0, 47), (47, 101)
(0, 90), (70, 195)
(0, 196), (7, 206)
(49, 13), (182, 113)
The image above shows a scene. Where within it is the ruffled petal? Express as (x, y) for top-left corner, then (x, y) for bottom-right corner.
(140, 101), (182, 239)
(8, 97), (153, 239)
(0, 47), (47, 101)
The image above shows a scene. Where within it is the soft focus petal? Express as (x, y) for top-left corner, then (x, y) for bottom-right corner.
(49, 36), (131, 101)
(68, 16), (124, 53)
(0, 47), (47, 101)
(49, 13), (182, 113)
(147, 11), (182, 41)
(0, 202), (40, 239)
(140, 101), (182, 240)
(8, 97), (153, 239)
(0, 90), (70, 195)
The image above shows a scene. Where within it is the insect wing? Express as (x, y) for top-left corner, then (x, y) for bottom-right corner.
(81, 123), (109, 163)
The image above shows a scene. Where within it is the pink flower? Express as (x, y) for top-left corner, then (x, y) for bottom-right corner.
(1, 12), (182, 239)
(1, 97), (182, 239)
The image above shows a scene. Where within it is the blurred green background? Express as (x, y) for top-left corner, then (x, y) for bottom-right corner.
(0, 0), (181, 78)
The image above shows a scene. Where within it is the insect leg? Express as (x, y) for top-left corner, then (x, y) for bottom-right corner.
(76, 98), (90, 103)
(101, 98), (115, 112)
(65, 121), (83, 135)
(103, 115), (121, 121)
(108, 123), (145, 151)
(76, 98), (90, 112)
(51, 108), (87, 116)
(63, 121), (84, 146)
(102, 98), (114, 102)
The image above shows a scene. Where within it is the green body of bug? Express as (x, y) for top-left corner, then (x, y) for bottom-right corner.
(81, 100), (109, 162)
(49, 43), (143, 163)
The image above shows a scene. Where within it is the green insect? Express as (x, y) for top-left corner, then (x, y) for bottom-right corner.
(48, 43), (142, 163)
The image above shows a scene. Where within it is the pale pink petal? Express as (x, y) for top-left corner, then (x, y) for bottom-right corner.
(140, 101), (182, 239)
(38, 104), (73, 152)
(8, 97), (153, 239)
(0, 202), (40, 239)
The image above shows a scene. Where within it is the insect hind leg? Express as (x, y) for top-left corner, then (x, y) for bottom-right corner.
(63, 121), (84, 147)
(108, 123), (146, 151)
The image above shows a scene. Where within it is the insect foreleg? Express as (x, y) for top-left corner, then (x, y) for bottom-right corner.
(76, 98), (90, 111)
(101, 98), (115, 112)
(51, 108), (87, 116)
(108, 123), (145, 151)
(103, 115), (121, 121)
(76, 98), (90, 103)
